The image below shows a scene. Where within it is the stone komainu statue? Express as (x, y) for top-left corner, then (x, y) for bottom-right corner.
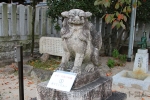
(58, 9), (102, 74)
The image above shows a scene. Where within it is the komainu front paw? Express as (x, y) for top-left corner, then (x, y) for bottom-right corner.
(71, 66), (81, 75)
(85, 64), (95, 72)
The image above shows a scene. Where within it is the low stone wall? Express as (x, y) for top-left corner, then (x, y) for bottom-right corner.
(0, 38), (40, 65)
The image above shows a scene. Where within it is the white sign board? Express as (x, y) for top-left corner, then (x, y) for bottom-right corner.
(47, 70), (77, 92)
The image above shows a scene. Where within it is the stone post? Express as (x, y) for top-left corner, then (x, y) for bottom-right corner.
(35, 6), (41, 35)
(46, 16), (52, 36)
(0, 3), (8, 36)
(9, 4), (17, 37)
(40, 7), (47, 36)
(27, 5), (33, 35)
(133, 49), (149, 73)
(17, 4), (26, 40)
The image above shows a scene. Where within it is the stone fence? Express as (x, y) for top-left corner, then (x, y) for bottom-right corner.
(0, 2), (103, 62)
(0, 3), (52, 62)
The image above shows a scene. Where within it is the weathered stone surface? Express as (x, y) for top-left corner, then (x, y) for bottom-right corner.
(28, 92), (127, 100)
(31, 68), (52, 81)
(0, 67), (15, 74)
(37, 77), (112, 100)
(133, 49), (149, 73)
(131, 84), (142, 90)
(107, 92), (127, 100)
(40, 53), (50, 62)
(23, 65), (33, 76)
(39, 37), (64, 56)
(73, 69), (100, 89)
(58, 9), (102, 74)
(98, 65), (111, 76)
(113, 70), (150, 90)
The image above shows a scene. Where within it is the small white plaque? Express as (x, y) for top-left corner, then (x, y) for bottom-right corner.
(47, 70), (77, 92)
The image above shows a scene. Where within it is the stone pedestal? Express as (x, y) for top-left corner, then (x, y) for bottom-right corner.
(37, 77), (112, 100)
(37, 68), (127, 100)
(37, 65), (128, 100)
(133, 49), (149, 73)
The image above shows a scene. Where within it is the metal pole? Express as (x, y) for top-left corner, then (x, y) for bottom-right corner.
(127, 0), (137, 62)
(18, 46), (24, 100)
(14, 46), (24, 100)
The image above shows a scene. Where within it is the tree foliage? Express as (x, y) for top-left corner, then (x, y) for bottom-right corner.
(136, 0), (150, 23)
(47, 0), (150, 29)
(47, 0), (102, 21)
(46, 0), (150, 54)
(94, 0), (142, 29)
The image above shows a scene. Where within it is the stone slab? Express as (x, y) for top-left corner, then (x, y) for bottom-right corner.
(133, 49), (149, 73)
(40, 53), (50, 62)
(31, 68), (52, 81)
(113, 70), (150, 90)
(39, 37), (64, 56)
(37, 77), (112, 100)
(23, 65), (33, 76)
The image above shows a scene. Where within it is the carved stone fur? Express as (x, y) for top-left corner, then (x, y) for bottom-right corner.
(58, 9), (102, 74)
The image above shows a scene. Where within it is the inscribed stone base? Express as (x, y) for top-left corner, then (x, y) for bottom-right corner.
(37, 77), (112, 100)
(133, 49), (149, 73)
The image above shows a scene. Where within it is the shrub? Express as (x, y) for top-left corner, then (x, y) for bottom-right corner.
(112, 49), (119, 58)
(107, 59), (115, 68)
(119, 54), (127, 63)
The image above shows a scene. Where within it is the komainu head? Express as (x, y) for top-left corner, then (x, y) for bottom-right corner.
(61, 9), (92, 25)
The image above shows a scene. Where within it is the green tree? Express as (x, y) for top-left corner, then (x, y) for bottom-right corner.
(94, 0), (142, 29)
(94, 0), (146, 55)
(47, 0), (102, 30)
(46, 0), (150, 55)
(136, 0), (150, 23)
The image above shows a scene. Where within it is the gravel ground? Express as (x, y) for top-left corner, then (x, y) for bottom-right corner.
(0, 57), (150, 100)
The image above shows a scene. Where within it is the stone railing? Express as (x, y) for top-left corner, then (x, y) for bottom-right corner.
(0, 3), (52, 61)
